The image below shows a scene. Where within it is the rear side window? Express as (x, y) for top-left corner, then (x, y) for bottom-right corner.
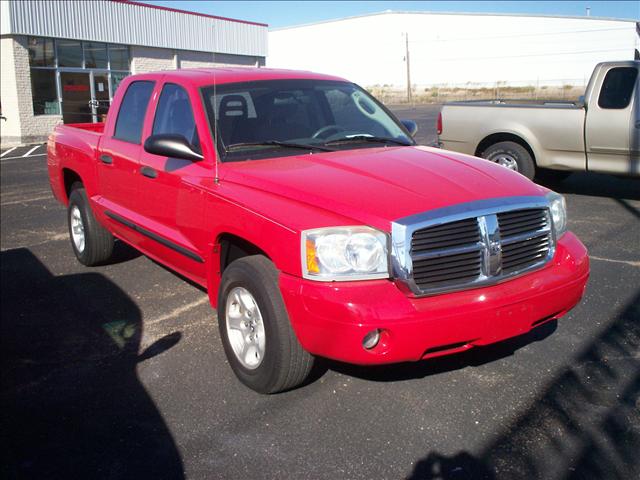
(598, 67), (638, 109)
(152, 83), (199, 148)
(114, 81), (154, 143)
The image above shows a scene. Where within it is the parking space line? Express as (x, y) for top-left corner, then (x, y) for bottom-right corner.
(23, 145), (40, 157)
(590, 255), (640, 268)
(0, 153), (47, 161)
(1, 146), (17, 158)
(1, 195), (53, 206)
(145, 297), (209, 325)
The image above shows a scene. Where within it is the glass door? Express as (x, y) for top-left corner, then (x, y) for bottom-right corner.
(92, 73), (111, 123)
(60, 71), (93, 124)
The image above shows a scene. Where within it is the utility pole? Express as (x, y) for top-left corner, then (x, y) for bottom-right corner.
(405, 32), (412, 104)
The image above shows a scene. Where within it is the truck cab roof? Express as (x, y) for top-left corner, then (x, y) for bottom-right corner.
(132, 67), (349, 87)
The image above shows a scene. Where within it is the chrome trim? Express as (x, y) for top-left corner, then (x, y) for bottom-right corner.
(412, 242), (482, 260)
(391, 196), (555, 296)
(301, 226), (391, 282)
(481, 214), (502, 276)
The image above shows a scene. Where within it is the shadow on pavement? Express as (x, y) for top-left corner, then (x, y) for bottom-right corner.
(406, 291), (640, 480)
(326, 320), (557, 383)
(538, 172), (640, 201)
(109, 239), (143, 264)
(0, 248), (184, 479)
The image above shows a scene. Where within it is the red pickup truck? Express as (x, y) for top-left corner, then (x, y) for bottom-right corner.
(48, 68), (589, 393)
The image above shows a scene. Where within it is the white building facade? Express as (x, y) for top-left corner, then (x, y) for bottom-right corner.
(269, 11), (639, 92)
(0, 0), (268, 145)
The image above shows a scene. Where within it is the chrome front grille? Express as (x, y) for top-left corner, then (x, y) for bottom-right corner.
(412, 250), (483, 289)
(501, 235), (551, 274)
(411, 218), (481, 254)
(411, 219), (483, 290)
(497, 209), (548, 237)
(391, 197), (555, 296)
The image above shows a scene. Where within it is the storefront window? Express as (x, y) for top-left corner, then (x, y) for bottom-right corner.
(28, 37), (55, 67)
(27, 37), (130, 118)
(31, 70), (60, 115)
(85, 42), (108, 69)
(109, 44), (130, 70)
(111, 72), (129, 94)
(57, 40), (83, 67)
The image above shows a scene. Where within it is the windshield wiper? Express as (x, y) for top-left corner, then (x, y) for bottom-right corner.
(325, 135), (412, 147)
(225, 140), (335, 152)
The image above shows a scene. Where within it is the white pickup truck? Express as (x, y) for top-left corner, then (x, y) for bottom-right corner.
(437, 61), (639, 179)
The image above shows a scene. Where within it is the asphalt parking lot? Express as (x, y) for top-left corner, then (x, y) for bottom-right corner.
(1, 108), (639, 480)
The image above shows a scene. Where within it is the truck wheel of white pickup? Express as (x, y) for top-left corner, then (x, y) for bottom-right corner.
(67, 184), (114, 266)
(482, 141), (536, 180)
(217, 255), (315, 394)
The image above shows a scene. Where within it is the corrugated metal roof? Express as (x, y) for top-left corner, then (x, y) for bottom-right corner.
(1, 0), (267, 57)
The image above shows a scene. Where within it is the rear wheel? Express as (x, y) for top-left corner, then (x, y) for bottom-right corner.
(482, 141), (536, 180)
(218, 255), (315, 394)
(67, 184), (114, 266)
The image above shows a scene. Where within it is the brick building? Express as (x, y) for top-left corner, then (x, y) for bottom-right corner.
(0, 0), (267, 145)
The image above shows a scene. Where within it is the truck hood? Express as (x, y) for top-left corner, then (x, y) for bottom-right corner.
(222, 146), (548, 231)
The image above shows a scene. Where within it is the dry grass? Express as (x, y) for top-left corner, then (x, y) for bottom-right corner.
(368, 84), (585, 104)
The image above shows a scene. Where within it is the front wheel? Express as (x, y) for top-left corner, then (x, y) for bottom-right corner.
(217, 255), (315, 394)
(482, 141), (536, 180)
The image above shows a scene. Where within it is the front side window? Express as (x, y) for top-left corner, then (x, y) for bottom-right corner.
(201, 80), (412, 161)
(598, 67), (638, 109)
(113, 81), (154, 144)
(152, 83), (199, 148)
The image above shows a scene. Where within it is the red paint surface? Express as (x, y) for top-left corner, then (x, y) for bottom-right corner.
(47, 68), (590, 366)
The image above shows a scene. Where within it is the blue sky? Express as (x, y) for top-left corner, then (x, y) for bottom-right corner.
(142, 1), (639, 28)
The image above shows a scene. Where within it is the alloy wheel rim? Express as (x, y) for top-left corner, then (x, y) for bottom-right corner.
(225, 286), (266, 370)
(70, 205), (85, 253)
(489, 153), (519, 171)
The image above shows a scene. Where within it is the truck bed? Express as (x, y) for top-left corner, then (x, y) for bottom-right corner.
(63, 122), (106, 134)
(47, 122), (105, 205)
(446, 99), (582, 109)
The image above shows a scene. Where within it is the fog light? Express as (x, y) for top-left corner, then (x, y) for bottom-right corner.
(362, 329), (381, 350)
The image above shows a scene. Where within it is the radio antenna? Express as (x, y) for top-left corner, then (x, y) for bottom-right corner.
(213, 27), (219, 184)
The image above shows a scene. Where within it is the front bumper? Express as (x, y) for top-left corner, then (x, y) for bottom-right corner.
(279, 232), (589, 365)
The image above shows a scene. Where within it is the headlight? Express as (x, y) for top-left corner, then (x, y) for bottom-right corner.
(546, 191), (567, 238)
(302, 226), (389, 281)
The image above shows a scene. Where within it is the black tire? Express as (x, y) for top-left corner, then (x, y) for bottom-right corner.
(67, 183), (114, 266)
(482, 141), (536, 180)
(217, 255), (314, 394)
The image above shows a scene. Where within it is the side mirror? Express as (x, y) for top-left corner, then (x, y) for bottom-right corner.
(400, 119), (418, 137)
(143, 134), (204, 162)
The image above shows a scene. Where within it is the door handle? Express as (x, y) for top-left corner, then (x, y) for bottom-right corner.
(635, 121), (640, 129)
(140, 166), (158, 179)
(99, 154), (113, 164)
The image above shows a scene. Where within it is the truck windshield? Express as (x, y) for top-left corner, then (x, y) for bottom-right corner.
(201, 79), (414, 161)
